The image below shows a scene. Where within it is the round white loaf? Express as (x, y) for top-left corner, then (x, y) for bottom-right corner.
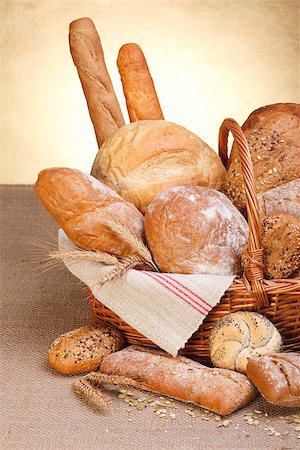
(91, 120), (226, 213)
(144, 186), (249, 275)
(209, 311), (283, 374)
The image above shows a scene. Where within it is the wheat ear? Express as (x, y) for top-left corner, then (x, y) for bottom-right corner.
(74, 377), (110, 413)
(95, 207), (158, 271)
(74, 372), (140, 413)
(98, 255), (144, 286)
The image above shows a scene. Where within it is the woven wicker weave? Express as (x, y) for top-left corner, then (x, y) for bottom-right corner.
(89, 118), (300, 359)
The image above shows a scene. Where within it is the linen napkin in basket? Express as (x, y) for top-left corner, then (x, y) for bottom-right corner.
(58, 229), (234, 356)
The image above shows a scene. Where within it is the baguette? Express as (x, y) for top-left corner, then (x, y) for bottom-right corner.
(247, 353), (300, 407)
(117, 43), (164, 121)
(69, 18), (125, 148)
(99, 345), (257, 416)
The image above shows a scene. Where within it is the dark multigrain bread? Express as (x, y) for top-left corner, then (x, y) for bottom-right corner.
(223, 103), (300, 211)
(262, 213), (300, 279)
(48, 325), (125, 375)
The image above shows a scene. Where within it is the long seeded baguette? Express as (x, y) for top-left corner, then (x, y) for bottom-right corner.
(69, 18), (125, 148)
(99, 345), (257, 416)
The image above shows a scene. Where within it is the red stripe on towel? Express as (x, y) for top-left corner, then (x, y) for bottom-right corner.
(143, 272), (206, 315)
(162, 273), (212, 311)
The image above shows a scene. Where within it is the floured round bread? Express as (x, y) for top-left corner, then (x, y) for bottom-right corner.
(209, 311), (283, 374)
(144, 186), (248, 275)
(91, 120), (226, 213)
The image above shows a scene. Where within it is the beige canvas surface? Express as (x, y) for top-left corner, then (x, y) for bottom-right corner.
(1, 184), (300, 450)
(0, 0), (299, 184)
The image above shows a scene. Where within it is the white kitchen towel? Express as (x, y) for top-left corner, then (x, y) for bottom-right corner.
(59, 229), (235, 356)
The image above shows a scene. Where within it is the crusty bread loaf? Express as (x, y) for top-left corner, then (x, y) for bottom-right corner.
(247, 353), (300, 407)
(262, 213), (300, 279)
(144, 186), (248, 275)
(35, 168), (144, 257)
(223, 103), (300, 211)
(69, 18), (125, 148)
(48, 325), (125, 375)
(209, 312), (282, 374)
(117, 43), (164, 121)
(99, 345), (257, 416)
(257, 179), (300, 221)
(91, 120), (226, 213)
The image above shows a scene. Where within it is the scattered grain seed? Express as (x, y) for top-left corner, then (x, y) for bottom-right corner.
(274, 432), (281, 437)
(215, 415), (222, 422)
(254, 420), (260, 426)
(254, 410), (262, 414)
(294, 426), (300, 432)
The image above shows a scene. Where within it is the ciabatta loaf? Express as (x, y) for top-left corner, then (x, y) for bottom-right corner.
(99, 346), (257, 416)
(91, 120), (226, 213)
(35, 168), (144, 258)
(247, 353), (300, 407)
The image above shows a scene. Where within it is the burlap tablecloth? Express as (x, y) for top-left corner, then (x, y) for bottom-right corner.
(1, 185), (299, 450)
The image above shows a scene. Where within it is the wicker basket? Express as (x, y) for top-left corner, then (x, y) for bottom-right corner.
(89, 118), (300, 360)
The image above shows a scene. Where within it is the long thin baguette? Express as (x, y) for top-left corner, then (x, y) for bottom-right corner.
(117, 43), (164, 121)
(99, 345), (257, 416)
(69, 18), (125, 148)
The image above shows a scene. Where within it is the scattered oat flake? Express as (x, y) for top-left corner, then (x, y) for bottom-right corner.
(254, 410), (262, 414)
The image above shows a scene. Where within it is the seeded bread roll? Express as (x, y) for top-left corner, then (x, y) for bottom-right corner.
(144, 186), (248, 275)
(100, 345), (257, 416)
(48, 325), (125, 375)
(262, 213), (300, 279)
(209, 312), (283, 374)
(69, 18), (125, 148)
(35, 168), (144, 258)
(117, 43), (164, 121)
(257, 179), (300, 221)
(91, 120), (226, 213)
(247, 353), (300, 407)
(223, 103), (300, 211)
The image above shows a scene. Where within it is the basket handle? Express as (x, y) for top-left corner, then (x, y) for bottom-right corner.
(218, 118), (269, 308)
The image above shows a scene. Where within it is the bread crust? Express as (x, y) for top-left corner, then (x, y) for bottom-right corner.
(223, 103), (300, 211)
(69, 18), (125, 148)
(100, 345), (257, 416)
(35, 167), (144, 257)
(117, 43), (164, 121)
(247, 353), (300, 407)
(48, 325), (125, 375)
(91, 120), (226, 213)
(144, 186), (248, 274)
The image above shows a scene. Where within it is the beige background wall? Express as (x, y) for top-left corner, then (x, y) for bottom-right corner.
(0, 0), (299, 184)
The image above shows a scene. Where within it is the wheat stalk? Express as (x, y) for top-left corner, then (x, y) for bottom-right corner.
(74, 377), (110, 413)
(48, 249), (118, 266)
